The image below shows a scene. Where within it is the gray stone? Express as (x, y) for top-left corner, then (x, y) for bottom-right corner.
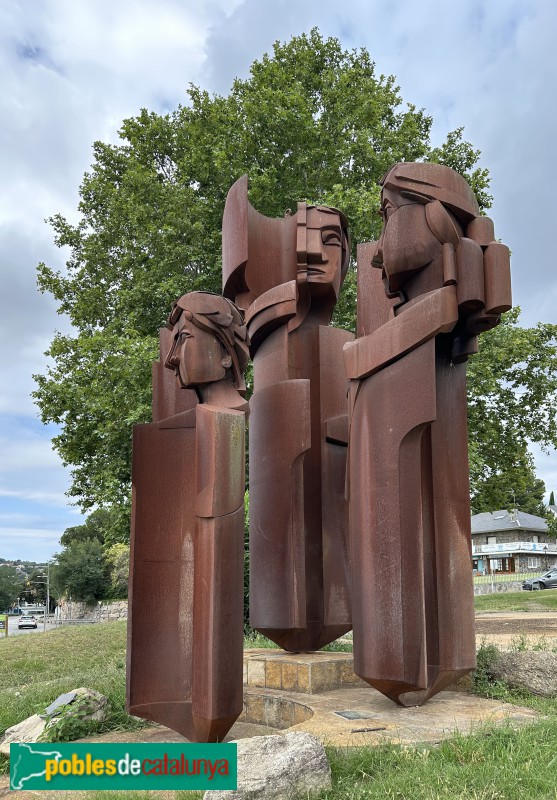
(0, 715), (46, 754)
(491, 651), (557, 697)
(0, 687), (109, 755)
(204, 732), (331, 800)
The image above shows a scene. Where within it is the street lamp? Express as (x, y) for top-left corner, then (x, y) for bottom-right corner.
(34, 563), (52, 633)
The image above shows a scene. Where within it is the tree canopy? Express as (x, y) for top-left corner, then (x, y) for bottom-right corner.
(468, 307), (557, 514)
(0, 566), (24, 611)
(34, 29), (556, 532)
(51, 539), (108, 604)
(60, 507), (124, 548)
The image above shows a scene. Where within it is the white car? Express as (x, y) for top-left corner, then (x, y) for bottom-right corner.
(18, 614), (38, 629)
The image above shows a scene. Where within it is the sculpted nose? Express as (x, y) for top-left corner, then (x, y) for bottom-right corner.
(306, 228), (327, 262)
(165, 340), (182, 370)
(372, 236), (384, 268)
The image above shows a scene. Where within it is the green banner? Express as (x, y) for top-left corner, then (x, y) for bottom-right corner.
(10, 742), (237, 791)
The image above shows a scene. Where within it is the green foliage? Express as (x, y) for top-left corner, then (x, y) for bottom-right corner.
(429, 126), (492, 209)
(0, 621), (144, 761)
(34, 28), (485, 524)
(51, 539), (108, 603)
(34, 27), (557, 530)
(550, 490), (555, 505)
(22, 567), (49, 604)
(56, 509), (130, 602)
(546, 511), (557, 539)
(0, 566), (24, 611)
(320, 718), (557, 799)
(60, 507), (119, 547)
(39, 695), (102, 743)
(471, 642), (504, 695)
(467, 307), (557, 513)
(104, 543), (129, 598)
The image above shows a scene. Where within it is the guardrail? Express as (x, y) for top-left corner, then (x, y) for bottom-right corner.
(473, 572), (532, 585)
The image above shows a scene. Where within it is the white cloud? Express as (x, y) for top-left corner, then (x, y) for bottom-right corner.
(0, 527), (63, 562)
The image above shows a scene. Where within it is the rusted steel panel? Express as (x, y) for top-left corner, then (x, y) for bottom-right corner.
(127, 422), (196, 735)
(349, 341), (436, 699)
(484, 242), (512, 315)
(192, 508), (244, 743)
(248, 378), (311, 635)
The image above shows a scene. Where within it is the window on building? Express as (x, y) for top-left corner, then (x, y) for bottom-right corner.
(489, 557), (515, 573)
(527, 557), (541, 568)
(488, 536), (497, 544)
(533, 535), (539, 543)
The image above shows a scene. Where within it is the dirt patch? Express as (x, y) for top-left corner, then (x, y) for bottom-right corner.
(475, 612), (557, 649)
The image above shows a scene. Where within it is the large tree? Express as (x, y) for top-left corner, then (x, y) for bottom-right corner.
(467, 307), (557, 514)
(0, 566), (24, 611)
(51, 539), (108, 604)
(34, 29), (555, 531)
(60, 506), (126, 548)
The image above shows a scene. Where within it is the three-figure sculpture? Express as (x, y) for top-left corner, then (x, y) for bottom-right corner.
(127, 163), (511, 739)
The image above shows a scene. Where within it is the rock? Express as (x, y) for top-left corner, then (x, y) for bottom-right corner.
(43, 687), (108, 739)
(0, 715), (46, 754)
(204, 732), (331, 799)
(0, 687), (109, 755)
(491, 651), (557, 697)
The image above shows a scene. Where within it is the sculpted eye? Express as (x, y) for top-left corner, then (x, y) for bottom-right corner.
(322, 231), (341, 246)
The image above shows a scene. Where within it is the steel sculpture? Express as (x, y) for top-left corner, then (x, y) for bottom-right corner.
(222, 176), (353, 651)
(344, 163), (512, 706)
(127, 291), (249, 741)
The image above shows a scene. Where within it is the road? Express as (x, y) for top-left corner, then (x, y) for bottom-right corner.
(2, 615), (59, 638)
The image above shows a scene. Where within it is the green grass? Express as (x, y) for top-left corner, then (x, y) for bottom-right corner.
(474, 589), (557, 613)
(315, 718), (557, 800)
(0, 620), (140, 743)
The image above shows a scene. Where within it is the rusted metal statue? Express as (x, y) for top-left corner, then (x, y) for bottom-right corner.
(344, 162), (511, 706)
(222, 176), (353, 651)
(127, 291), (249, 741)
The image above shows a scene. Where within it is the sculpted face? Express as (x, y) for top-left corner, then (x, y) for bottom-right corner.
(375, 187), (441, 293)
(305, 207), (344, 291)
(167, 313), (228, 389)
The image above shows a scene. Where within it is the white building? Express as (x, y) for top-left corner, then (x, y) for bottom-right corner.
(471, 509), (557, 574)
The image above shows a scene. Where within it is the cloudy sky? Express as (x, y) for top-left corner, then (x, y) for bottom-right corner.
(1, 0), (556, 562)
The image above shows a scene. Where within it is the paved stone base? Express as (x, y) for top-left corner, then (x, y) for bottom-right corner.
(255, 686), (540, 747)
(81, 686), (541, 748)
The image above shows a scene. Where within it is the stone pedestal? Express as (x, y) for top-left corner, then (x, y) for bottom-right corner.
(244, 649), (365, 694)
